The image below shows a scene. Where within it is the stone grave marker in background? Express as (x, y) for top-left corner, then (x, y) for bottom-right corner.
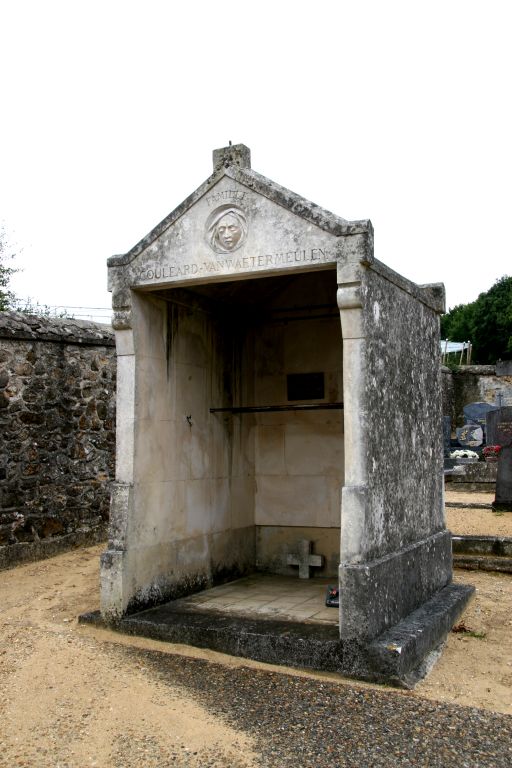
(463, 402), (498, 441)
(488, 407), (512, 511)
(486, 406), (512, 447)
(496, 360), (512, 376)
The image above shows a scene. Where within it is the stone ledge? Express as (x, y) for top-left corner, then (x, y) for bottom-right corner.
(339, 530), (453, 641)
(445, 483), (497, 493)
(0, 311), (114, 346)
(453, 555), (512, 573)
(0, 526), (107, 571)
(367, 583), (474, 688)
(79, 580), (473, 688)
(452, 535), (512, 557)
(446, 501), (493, 509)
(79, 606), (360, 676)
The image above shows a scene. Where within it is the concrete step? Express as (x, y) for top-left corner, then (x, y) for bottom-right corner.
(446, 500), (493, 509)
(452, 534), (512, 573)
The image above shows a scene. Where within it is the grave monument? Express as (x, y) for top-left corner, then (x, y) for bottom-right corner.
(487, 406), (512, 511)
(97, 144), (472, 685)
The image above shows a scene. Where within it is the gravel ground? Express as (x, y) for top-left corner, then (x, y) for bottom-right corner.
(1, 544), (511, 767)
(444, 490), (512, 536)
(116, 642), (512, 768)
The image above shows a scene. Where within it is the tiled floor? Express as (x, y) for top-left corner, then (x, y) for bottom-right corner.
(176, 574), (339, 625)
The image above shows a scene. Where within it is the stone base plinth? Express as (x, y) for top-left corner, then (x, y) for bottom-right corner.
(339, 530), (453, 642)
(79, 580), (473, 688)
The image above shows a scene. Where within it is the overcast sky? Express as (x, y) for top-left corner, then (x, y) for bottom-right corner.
(1, 1), (510, 320)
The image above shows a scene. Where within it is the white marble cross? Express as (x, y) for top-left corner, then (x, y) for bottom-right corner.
(287, 539), (324, 579)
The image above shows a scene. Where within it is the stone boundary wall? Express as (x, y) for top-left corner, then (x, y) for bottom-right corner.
(0, 311), (116, 569)
(442, 365), (512, 429)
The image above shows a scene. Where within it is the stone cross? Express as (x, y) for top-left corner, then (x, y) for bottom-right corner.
(287, 539), (324, 579)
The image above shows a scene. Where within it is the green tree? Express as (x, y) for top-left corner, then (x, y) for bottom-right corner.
(0, 225), (18, 311)
(442, 276), (512, 364)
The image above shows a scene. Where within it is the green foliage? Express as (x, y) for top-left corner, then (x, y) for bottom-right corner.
(443, 357), (461, 372)
(442, 276), (512, 364)
(0, 225), (18, 311)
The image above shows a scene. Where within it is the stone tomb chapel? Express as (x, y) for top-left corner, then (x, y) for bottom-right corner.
(98, 144), (472, 684)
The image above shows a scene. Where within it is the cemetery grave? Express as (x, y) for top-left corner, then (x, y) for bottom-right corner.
(82, 143), (473, 686)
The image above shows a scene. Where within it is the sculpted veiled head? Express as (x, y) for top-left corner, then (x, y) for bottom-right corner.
(206, 205), (248, 254)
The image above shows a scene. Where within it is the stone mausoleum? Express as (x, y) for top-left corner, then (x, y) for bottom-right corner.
(96, 144), (472, 685)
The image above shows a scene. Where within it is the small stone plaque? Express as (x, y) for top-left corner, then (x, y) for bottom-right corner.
(486, 407), (512, 447)
(456, 424), (483, 447)
(287, 372), (324, 401)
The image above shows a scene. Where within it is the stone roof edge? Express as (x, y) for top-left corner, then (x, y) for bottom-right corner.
(451, 365), (496, 375)
(367, 259), (446, 314)
(0, 311), (115, 346)
(107, 166), (371, 268)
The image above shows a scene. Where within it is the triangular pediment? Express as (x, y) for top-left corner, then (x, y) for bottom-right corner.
(108, 150), (371, 291)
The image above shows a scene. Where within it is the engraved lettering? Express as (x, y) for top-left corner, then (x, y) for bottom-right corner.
(135, 243), (335, 284)
(205, 189), (247, 208)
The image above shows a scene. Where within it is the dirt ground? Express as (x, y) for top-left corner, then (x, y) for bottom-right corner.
(0, 546), (258, 768)
(1, 508), (511, 765)
(445, 490), (512, 536)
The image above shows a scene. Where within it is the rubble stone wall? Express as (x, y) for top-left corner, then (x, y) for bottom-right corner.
(0, 312), (116, 569)
(442, 365), (512, 428)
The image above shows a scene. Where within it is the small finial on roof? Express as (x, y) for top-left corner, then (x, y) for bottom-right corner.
(213, 143), (251, 171)
(229, 140), (232, 146)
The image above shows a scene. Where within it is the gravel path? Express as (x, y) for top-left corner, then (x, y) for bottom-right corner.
(1, 545), (511, 767)
(117, 642), (512, 768)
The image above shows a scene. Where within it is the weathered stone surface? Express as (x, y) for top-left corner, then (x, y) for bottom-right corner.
(0, 312), (116, 568)
(98, 143), (459, 685)
(494, 445), (512, 512)
(367, 583), (474, 687)
(343, 263), (445, 566)
(452, 535), (512, 557)
(445, 460), (497, 492)
(486, 406), (512, 447)
(496, 360), (512, 376)
(443, 415), (452, 457)
(80, 579), (472, 688)
(339, 531), (453, 641)
(442, 366), (512, 429)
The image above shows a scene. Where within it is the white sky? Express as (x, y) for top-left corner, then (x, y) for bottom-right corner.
(1, 0), (510, 319)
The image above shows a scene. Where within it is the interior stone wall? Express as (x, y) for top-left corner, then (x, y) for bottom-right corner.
(0, 311), (116, 569)
(106, 270), (344, 610)
(251, 272), (344, 575)
(111, 291), (256, 612)
(253, 317), (343, 529)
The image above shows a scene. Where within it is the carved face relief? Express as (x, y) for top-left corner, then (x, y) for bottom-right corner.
(206, 204), (248, 254)
(217, 213), (242, 251)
